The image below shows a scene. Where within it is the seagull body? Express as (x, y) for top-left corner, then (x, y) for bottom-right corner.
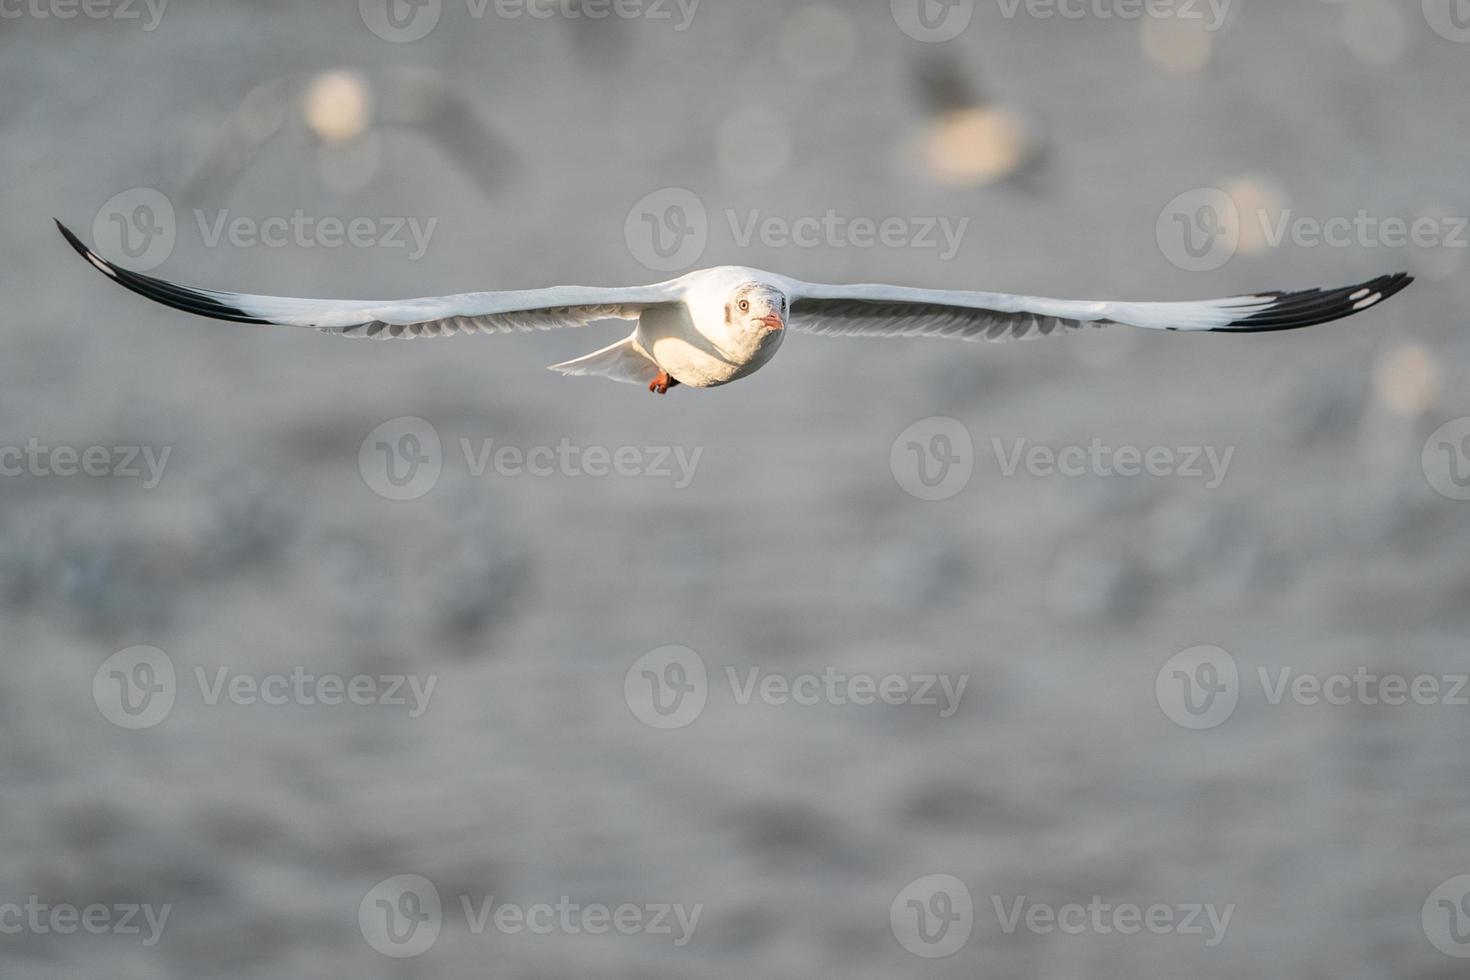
(557, 265), (790, 391)
(57, 222), (1412, 395)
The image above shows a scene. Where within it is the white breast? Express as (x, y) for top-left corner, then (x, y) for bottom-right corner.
(634, 292), (785, 388)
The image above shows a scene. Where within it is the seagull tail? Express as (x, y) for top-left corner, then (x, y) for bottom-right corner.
(548, 335), (662, 386)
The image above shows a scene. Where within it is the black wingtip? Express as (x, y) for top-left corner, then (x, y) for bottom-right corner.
(1222, 272), (1414, 333)
(56, 219), (92, 260)
(54, 219), (270, 324)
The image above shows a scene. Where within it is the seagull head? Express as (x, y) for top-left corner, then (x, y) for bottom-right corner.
(726, 282), (787, 336)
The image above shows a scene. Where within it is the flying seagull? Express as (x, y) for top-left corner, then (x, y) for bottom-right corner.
(57, 221), (1412, 395)
(181, 68), (520, 205)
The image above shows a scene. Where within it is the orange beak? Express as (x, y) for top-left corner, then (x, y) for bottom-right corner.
(758, 313), (785, 331)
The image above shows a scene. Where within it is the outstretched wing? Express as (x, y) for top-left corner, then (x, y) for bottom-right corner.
(782, 274), (1413, 342)
(56, 221), (677, 338)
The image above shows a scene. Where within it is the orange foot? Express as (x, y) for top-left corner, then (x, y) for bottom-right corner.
(647, 371), (680, 395)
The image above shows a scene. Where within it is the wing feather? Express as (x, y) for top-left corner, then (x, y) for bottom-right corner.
(57, 221), (676, 338)
(784, 275), (1413, 342)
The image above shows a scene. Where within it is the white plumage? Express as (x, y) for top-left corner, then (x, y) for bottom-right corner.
(57, 221), (1412, 393)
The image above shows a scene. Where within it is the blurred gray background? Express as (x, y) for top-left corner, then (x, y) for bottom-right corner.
(4, 0), (1470, 976)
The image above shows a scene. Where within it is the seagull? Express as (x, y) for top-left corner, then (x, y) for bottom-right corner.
(56, 221), (1412, 395)
(182, 68), (520, 205)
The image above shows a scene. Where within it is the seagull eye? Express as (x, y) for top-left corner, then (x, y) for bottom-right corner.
(739, 299), (750, 312)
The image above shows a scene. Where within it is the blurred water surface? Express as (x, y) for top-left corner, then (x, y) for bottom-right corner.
(2, 2), (1469, 977)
